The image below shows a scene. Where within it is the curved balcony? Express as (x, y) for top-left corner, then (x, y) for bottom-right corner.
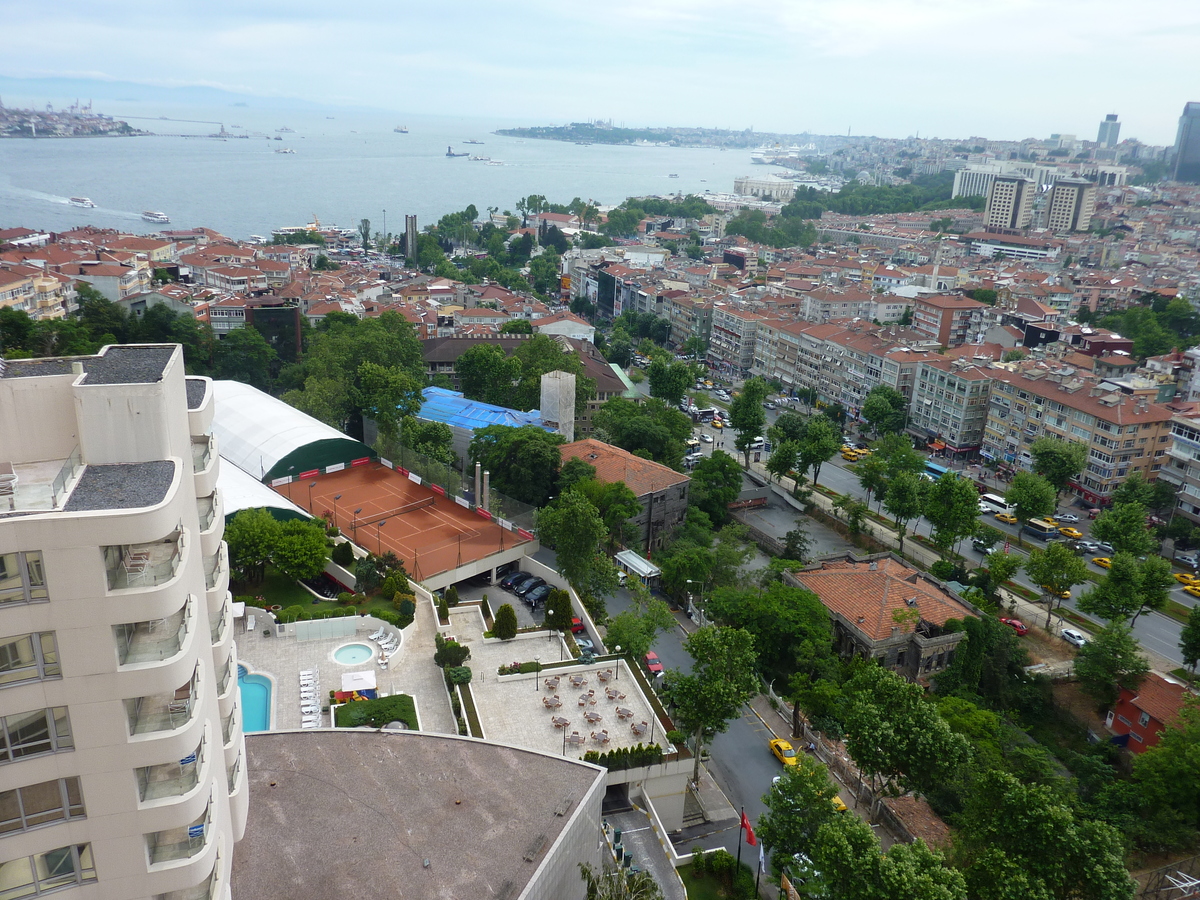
(203, 544), (228, 611)
(192, 435), (218, 498)
(127, 666), (200, 739)
(105, 532), (185, 592)
(115, 595), (195, 669)
(186, 376), (214, 437)
(136, 728), (209, 807)
(197, 491), (223, 558)
(146, 795), (212, 869)
(209, 595), (232, 649)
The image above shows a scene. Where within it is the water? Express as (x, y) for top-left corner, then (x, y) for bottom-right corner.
(0, 108), (759, 240)
(333, 642), (374, 665)
(237, 665), (271, 733)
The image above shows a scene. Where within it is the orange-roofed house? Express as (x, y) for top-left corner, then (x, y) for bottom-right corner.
(1105, 673), (1194, 753)
(786, 552), (979, 681)
(559, 439), (690, 552)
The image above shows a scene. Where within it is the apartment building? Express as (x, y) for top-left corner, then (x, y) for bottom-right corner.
(907, 358), (994, 456)
(0, 345), (245, 899)
(1045, 178), (1097, 233)
(708, 305), (763, 375)
(796, 286), (875, 324)
(981, 367), (1173, 505)
(984, 175), (1036, 231)
(1158, 413), (1200, 526)
(911, 294), (987, 347)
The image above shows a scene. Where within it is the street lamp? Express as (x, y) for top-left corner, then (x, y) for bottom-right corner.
(534, 656), (540, 691)
(547, 609), (555, 642)
(307, 481), (317, 510)
(614, 646), (621, 680)
(352, 508), (363, 534)
(375, 519), (388, 556)
(332, 494), (342, 527)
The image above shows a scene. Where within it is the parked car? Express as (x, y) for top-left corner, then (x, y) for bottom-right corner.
(1095, 541), (1114, 554)
(1061, 628), (1088, 648)
(575, 637), (595, 653)
(570, 617), (586, 634)
(1000, 617), (1029, 636)
(1184, 585), (1200, 599)
(643, 651), (664, 675)
(769, 738), (798, 766)
(1042, 584), (1071, 599)
(514, 576), (547, 598)
(500, 570), (532, 591)
(1092, 557), (1112, 568)
(524, 584), (551, 607)
(1073, 540), (1100, 554)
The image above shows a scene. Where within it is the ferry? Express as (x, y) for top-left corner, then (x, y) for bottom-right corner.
(69, 197), (96, 208)
(276, 127), (295, 133)
(141, 211), (170, 224)
(463, 139), (483, 145)
(469, 155), (491, 162)
(394, 125), (408, 133)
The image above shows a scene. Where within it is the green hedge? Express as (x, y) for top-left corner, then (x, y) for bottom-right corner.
(583, 742), (663, 770)
(334, 694), (418, 730)
(276, 605), (357, 624)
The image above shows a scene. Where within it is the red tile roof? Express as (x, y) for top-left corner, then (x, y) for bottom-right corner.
(559, 439), (689, 497)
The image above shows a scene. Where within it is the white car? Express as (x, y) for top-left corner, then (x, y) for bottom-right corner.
(700, 433), (714, 443)
(1057, 513), (1080, 523)
(1061, 628), (1088, 648)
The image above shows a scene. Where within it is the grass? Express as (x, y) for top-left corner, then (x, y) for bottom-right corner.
(459, 682), (484, 737)
(334, 693), (419, 730)
(234, 566), (404, 618)
(1162, 599), (1193, 625)
(679, 865), (731, 900)
(1169, 668), (1198, 685)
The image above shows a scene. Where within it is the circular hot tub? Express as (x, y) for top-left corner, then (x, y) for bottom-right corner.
(334, 642), (374, 665)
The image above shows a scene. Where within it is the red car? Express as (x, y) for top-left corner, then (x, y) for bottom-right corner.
(643, 652), (664, 674)
(999, 617), (1028, 636)
(570, 617), (585, 634)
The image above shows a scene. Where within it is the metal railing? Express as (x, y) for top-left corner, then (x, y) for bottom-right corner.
(203, 546), (225, 592)
(216, 657), (234, 697)
(197, 495), (215, 532)
(226, 755), (241, 794)
(137, 735), (205, 803)
(147, 802), (210, 865)
(209, 603), (228, 645)
(105, 534), (185, 591)
(116, 599), (191, 665)
(127, 668), (199, 736)
(49, 447), (83, 508)
(191, 437), (213, 475)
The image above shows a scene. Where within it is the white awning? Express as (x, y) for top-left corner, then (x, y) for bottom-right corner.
(615, 549), (661, 579)
(341, 671), (377, 693)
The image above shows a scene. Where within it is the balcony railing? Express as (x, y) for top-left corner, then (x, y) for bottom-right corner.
(197, 495), (215, 532)
(221, 707), (237, 746)
(105, 533), (185, 591)
(146, 802), (210, 865)
(226, 754), (241, 794)
(204, 546), (225, 592)
(137, 735), (205, 803)
(191, 437), (213, 475)
(116, 598), (192, 665)
(1, 447), (84, 512)
(209, 602), (228, 645)
(216, 656), (234, 697)
(127, 668), (199, 736)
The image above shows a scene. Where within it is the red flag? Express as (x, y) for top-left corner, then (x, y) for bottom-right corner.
(740, 810), (757, 846)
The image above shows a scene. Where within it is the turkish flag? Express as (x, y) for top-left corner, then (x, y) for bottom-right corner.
(740, 810), (757, 846)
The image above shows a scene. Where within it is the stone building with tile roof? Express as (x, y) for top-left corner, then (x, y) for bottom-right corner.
(786, 552), (979, 682)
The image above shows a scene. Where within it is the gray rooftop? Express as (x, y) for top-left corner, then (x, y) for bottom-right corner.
(63, 461), (176, 512)
(1, 345), (175, 384)
(185, 377), (209, 410)
(232, 730), (603, 900)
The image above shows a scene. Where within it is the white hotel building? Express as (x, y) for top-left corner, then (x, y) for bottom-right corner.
(0, 345), (245, 899)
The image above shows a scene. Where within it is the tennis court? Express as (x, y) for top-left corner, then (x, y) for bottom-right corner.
(276, 462), (529, 581)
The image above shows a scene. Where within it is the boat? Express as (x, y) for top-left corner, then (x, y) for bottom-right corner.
(668, 174), (679, 178)
(276, 127), (295, 133)
(274, 148), (295, 154)
(469, 155), (490, 161)
(69, 197), (95, 208)
(463, 139), (483, 145)
(273, 135), (282, 141)
(486, 160), (503, 166)
(394, 125), (408, 133)
(141, 211), (170, 224)
(445, 146), (469, 157)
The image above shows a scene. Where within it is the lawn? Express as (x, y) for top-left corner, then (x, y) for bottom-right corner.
(678, 865), (735, 900)
(334, 693), (419, 730)
(234, 565), (400, 618)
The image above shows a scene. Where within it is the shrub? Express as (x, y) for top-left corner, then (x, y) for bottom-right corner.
(331, 541), (355, 566)
(445, 666), (472, 686)
(397, 597), (416, 618)
(691, 847), (707, 875)
(437, 596), (450, 622)
(354, 556), (381, 593)
(276, 605), (306, 623)
(337, 591), (356, 606)
(480, 593), (491, 617)
(434, 634), (470, 668)
(380, 573), (404, 598)
(666, 729), (687, 746)
(334, 693), (418, 730)
(493, 603), (518, 640)
(445, 584), (460, 607)
(581, 743), (664, 771)
(930, 559), (956, 581)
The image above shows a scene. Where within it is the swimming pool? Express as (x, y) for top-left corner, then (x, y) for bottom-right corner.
(237, 665), (271, 733)
(334, 642), (374, 665)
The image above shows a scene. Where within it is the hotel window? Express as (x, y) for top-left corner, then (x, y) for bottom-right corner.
(0, 844), (96, 897)
(0, 708), (74, 764)
(0, 552), (49, 606)
(0, 778), (86, 835)
(0, 634), (60, 688)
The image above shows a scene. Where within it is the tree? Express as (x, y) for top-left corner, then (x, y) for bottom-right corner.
(1030, 436), (1087, 500)
(578, 862), (663, 900)
(212, 326), (277, 391)
(434, 634), (471, 668)
(470, 424), (565, 506)
(923, 473), (981, 553)
(797, 414), (841, 488)
(536, 494), (618, 609)
(574, 479), (642, 549)
(690, 451), (742, 523)
(1024, 543), (1090, 630)
(757, 756), (843, 862)
(1130, 554), (1175, 625)
(397, 417), (454, 466)
(498, 318), (533, 334)
(1131, 698), (1200, 848)
(842, 666), (970, 806)
(883, 471), (923, 555)
(956, 770), (1134, 900)
(558, 457), (596, 493)
(1078, 552), (1142, 624)
(456, 342), (522, 407)
(855, 451), (889, 509)
(493, 603), (519, 640)
(646, 357), (691, 405)
(728, 377), (769, 467)
(1091, 501), (1157, 557)
(860, 385), (908, 435)
(982, 549), (1023, 600)
(665, 626), (758, 784)
(359, 218), (371, 251)
(224, 508), (280, 583)
(1075, 624), (1149, 710)
(1181, 605), (1200, 674)
(765, 440), (799, 484)
(358, 361), (422, 445)
(272, 518), (331, 581)
(770, 410), (808, 446)
(1004, 471), (1055, 543)
(603, 595), (674, 662)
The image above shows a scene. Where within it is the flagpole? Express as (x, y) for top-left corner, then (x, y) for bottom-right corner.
(756, 841), (764, 896)
(737, 806), (744, 868)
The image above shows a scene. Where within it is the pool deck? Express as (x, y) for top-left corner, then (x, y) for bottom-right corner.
(234, 597), (457, 734)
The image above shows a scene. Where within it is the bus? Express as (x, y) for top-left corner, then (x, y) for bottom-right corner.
(685, 439), (701, 454)
(1024, 518), (1059, 541)
(925, 461), (950, 481)
(979, 493), (1014, 515)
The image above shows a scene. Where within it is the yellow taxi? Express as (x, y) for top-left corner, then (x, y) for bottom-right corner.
(1092, 557), (1112, 569)
(1173, 573), (1200, 586)
(1185, 585), (1200, 599)
(832, 794), (848, 813)
(995, 512), (1018, 524)
(1042, 584), (1071, 599)
(769, 738), (798, 767)
(1058, 527), (1084, 539)
(711, 419), (724, 429)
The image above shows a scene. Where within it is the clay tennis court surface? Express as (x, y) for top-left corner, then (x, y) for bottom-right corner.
(274, 463), (529, 581)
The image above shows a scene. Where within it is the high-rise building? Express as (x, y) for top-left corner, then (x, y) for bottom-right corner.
(1172, 102), (1200, 184)
(983, 175), (1036, 231)
(404, 214), (418, 262)
(1097, 114), (1121, 148)
(1045, 177), (1097, 232)
(0, 345), (245, 899)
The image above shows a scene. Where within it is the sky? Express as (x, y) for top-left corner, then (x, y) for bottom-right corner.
(3, 0), (1198, 145)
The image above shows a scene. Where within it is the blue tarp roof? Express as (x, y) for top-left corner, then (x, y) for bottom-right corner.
(417, 386), (554, 432)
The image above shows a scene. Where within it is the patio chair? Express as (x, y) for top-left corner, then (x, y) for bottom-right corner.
(299, 670), (315, 678)
(368, 628), (385, 641)
(378, 659), (388, 670)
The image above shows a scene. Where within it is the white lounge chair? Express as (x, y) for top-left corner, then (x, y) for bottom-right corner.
(368, 628), (385, 641)
(299, 669), (315, 678)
